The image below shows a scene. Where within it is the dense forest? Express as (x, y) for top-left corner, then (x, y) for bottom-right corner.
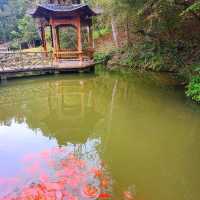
(0, 0), (200, 102)
(0, 0), (38, 46)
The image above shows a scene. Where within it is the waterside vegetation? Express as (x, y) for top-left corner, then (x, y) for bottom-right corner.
(92, 0), (200, 103)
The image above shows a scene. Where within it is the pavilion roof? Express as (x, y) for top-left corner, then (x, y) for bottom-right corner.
(31, 3), (97, 18)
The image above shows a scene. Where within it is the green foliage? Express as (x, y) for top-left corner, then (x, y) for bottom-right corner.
(186, 76), (200, 103)
(182, 1), (200, 15)
(59, 26), (77, 50)
(12, 16), (39, 44)
(133, 43), (165, 71)
(94, 52), (112, 64)
(120, 48), (135, 68)
(0, 0), (29, 41)
(194, 65), (200, 73)
(93, 27), (110, 40)
(0, 0), (39, 46)
(119, 42), (176, 71)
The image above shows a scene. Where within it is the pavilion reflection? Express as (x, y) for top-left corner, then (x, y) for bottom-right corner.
(0, 76), (104, 145)
(40, 78), (103, 145)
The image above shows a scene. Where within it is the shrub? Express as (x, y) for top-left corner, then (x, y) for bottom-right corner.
(93, 28), (110, 40)
(186, 76), (200, 103)
(94, 52), (112, 64)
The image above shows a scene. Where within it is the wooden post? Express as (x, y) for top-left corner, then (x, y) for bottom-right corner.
(56, 27), (60, 51)
(50, 25), (54, 48)
(77, 18), (83, 62)
(52, 25), (59, 60)
(41, 26), (48, 56)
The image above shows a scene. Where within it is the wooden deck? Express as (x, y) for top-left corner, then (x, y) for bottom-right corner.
(0, 60), (95, 81)
(0, 51), (96, 81)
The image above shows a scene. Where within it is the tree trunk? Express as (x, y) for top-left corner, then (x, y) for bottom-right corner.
(126, 14), (130, 46)
(111, 17), (119, 48)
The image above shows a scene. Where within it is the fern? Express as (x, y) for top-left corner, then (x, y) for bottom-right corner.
(181, 1), (200, 16)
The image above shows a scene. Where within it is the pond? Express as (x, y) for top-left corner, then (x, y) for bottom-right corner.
(0, 71), (200, 200)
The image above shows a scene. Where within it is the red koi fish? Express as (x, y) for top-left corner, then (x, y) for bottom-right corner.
(99, 193), (112, 198)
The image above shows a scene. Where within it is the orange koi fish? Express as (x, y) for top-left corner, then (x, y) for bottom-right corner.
(83, 184), (99, 198)
(101, 177), (109, 189)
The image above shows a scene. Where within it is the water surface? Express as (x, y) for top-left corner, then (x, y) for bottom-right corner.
(0, 71), (200, 200)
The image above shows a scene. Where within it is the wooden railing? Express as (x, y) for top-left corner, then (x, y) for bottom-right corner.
(0, 51), (54, 72)
(53, 48), (94, 60)
(0, 49), (94, 72)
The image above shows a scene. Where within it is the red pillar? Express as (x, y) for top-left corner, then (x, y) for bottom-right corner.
(77, 18), (83, 62)
(52, 25), (59, 60)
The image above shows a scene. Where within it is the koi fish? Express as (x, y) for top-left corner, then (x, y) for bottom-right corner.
(91, 168), (102, 177)
(83, 184), (99, 198)
(99, 193), (112, 198)
(101, 177), (109, 188)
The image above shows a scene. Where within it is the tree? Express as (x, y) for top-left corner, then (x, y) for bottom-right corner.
(0, 0), (38, 43)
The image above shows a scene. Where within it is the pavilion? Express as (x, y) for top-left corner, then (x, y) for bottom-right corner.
(31, 0), (98, 70)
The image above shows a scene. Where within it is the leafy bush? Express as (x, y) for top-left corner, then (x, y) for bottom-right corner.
(186, 76), (200, 103)
(93, 28), (110, 40)
(94, 52), (112, 64)
(193, 64), (200, 73)
(181, 1), (200, 16)
(121, 42), (168, 71)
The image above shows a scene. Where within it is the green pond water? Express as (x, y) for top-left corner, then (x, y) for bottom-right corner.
(0, 70), (200, 200)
